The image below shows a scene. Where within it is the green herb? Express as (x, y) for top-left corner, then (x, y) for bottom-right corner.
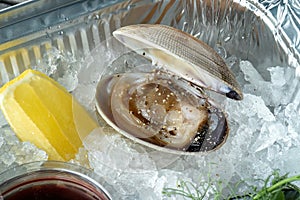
(162, 170), (300, 200)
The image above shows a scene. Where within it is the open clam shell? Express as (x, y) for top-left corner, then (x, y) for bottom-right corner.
(94, 24), (243, 154)
(96, 71), (229, 154)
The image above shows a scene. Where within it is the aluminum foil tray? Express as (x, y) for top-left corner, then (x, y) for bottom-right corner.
(0, 0), (300, 198)
(0, 0), (299, 86)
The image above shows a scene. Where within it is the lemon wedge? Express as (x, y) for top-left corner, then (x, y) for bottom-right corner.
(0, 69), (98, 161)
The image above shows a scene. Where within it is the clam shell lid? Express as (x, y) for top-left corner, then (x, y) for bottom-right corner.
(113, 24), (243, 100)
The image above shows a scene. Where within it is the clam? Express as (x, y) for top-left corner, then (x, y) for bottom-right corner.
(95, 24), (242, 154)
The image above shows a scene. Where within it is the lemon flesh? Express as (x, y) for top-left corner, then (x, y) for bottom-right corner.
(0, 69), (98, 161)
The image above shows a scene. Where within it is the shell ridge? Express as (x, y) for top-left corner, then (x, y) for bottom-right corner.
(144, 26), (240, 90)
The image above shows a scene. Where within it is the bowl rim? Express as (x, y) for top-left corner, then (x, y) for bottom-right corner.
(0, 161), (112, 200)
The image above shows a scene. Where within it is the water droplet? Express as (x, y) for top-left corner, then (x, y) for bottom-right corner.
(94, 15), (100, 20)
(214, 45), (227, 59)
(58, 31), (64, 35)
(224, 35), (231, 42)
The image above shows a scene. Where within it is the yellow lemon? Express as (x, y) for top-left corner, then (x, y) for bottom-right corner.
(0, 69), (98, 161)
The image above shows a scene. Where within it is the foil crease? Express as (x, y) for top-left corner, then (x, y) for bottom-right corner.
(259, 0), (300, 53)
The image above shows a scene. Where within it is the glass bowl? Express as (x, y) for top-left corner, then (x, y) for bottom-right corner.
(0, 161), (111, 200)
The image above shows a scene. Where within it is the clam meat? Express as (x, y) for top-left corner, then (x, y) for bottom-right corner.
(96, 71), (228, 152)
(95, 24), (242, 154)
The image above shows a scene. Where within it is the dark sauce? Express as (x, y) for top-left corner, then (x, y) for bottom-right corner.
(2, 178), (109, 200)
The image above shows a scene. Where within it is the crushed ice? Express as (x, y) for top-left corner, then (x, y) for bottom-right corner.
(0, 44), (299, 199)
(0, 127), (47, 171)
(76, 41), (300, 198)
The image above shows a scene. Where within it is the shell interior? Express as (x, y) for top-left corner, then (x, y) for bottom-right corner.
(96, 70), (229, 154)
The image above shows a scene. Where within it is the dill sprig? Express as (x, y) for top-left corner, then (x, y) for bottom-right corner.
(162, 170), (300, 200)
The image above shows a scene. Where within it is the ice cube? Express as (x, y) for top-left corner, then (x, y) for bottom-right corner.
(228, 124), (255, 158)
(275, 103), (300, 147)
(266, 144), (283, 162)
(268, 66), (286, 86)
(34, 48), (61, 76)
(234, 154), (273, 183)
(35, 48), (82, 92)
(72, 84), (96, 111)
(278, 147), (300, 175)
(240, 60), (264, 83)
(0, 128), (47, 173)
(224, 93), (275, 122)
(84, 127), (157, 171)
(13, 142), (48, 164)
(58, 72), (79, 92)
(251, 121), (286, 152)
(242, 65), (299, 107)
